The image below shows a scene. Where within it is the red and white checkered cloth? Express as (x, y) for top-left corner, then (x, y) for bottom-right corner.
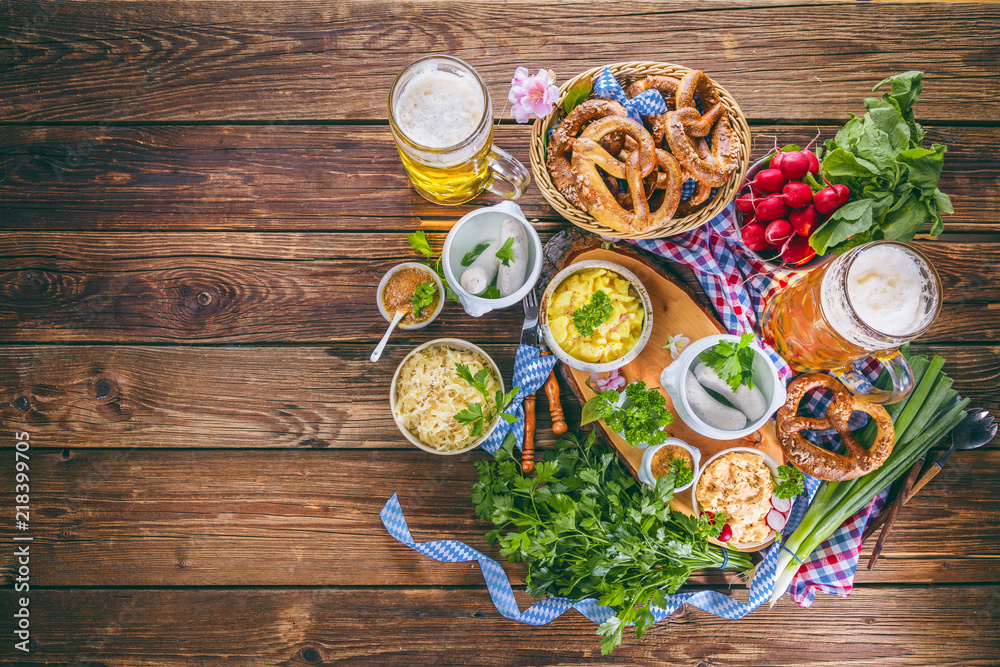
(627, 204), (888, 608)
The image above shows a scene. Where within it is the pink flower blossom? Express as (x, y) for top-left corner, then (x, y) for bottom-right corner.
(508, 67), (558, 123)
(589, 369), (626, 392)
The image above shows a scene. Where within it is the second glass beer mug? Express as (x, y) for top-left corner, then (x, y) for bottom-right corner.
(761, 241), (942, 404)
(388, 55), (530, 205)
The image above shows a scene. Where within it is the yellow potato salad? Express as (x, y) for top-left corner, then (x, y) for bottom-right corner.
(547, 268), (645, 364)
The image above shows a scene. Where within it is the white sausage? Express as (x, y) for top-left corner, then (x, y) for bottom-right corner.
(685, 371), (747, 431)
(694, 362), (767, 421)
(497, 216), (528, 297)
(459, 238), (502, 295)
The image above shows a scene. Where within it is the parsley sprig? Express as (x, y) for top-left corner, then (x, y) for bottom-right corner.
(409, 281), (437, 318)
(494, 237), (515, 267)
(461, 242), (490, 267)
(471, 432), (752, 655)
(773, 464), (805, 500)
(572, 289), (614, 338)
(407, 230), (460, 303)
(698, 333), (757, 392)
(454, 363), (519, 438)
(581, 381), (673, 449)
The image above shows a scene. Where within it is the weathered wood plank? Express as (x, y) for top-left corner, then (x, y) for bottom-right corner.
(0, 236), (997, 343)
(1, 124), (996, 231)
(0, 447), (996, 588)
(1, 586), (998, 665)
(1, 1), (997, 122)
(1, 344), (997, 448)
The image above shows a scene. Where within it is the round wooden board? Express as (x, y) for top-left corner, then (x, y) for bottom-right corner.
(555, 239), (785, 553)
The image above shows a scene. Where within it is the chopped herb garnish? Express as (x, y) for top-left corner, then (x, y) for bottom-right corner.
(697, 333), (757, 392)
(410, 281), (437, 318)
(454, 363), (519, 437)
(572, 289), (614, 337)
(773, 464), (805, 500)
(495, 237), (515, 267)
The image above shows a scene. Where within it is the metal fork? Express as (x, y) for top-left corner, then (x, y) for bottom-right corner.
(520, 290), (539, 348)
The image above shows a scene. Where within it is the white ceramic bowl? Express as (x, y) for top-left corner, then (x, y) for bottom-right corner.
(376, 262), (445, 330)
(659, 334), (786, 440)
(637, 438), (702, 493)
(442, 200), (543, 317)
(539, 260), (654, 373)
(691, 446), (781, 550)
(389, 338), (504, 455)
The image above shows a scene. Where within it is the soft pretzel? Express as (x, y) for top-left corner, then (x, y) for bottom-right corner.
(665, 70), (740, 187)
(546, 99), (628, 208)
(571, 115), (657, 233)
(776, 374), (895, 482)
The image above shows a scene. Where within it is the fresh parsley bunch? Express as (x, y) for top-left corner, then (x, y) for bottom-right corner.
(581, 381), (673, 449)
(698, 333), (757, 392)
(471, 432), (751, 654)
(572, 289), (614, 338)
(454, 363), (519, 438)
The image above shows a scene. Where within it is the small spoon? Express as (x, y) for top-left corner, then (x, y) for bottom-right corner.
(370, 310), (405, 362)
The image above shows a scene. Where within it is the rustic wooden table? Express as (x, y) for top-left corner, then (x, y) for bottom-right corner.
(1, 1), (998, 664)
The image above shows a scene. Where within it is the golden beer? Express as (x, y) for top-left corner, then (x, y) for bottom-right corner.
(388, 55), (529, 205)
(762, 241), (941, 403)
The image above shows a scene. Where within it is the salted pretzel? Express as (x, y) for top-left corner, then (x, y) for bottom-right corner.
(665, 70), (740, 187)
(547, 99), (628, 208)
(571, 115), (658, 233)
(776, 374), (896, 482)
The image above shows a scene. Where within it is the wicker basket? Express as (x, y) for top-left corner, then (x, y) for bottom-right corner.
(529, 62), (751, 239)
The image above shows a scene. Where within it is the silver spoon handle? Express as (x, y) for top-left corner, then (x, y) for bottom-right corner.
(370, 311), (405, 362)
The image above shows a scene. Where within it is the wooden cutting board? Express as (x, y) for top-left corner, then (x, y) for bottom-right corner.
(554, 237), (785, 552)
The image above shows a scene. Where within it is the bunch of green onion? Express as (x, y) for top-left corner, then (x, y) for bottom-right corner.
(769, 346), (970, 605)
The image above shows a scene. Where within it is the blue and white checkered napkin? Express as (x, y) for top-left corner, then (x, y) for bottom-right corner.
(593, 67), (668, 123)
(481, 345), (559, 454)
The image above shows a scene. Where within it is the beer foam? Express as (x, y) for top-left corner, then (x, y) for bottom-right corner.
(847, 244), (929, 335)
(395, 68), (484, 148)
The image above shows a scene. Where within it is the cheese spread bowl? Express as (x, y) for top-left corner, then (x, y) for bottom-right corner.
(691, 446), (781, 549)
(390, 338), (505, 455)
(637, 438), (701, 493)
(540, 260), (653, 373)
(659, 334), (786, 440)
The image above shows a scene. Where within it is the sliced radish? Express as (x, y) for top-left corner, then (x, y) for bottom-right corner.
(718, 523), (733, 543)
(770, 495), (792, 513)
(766, 509), (787, 531)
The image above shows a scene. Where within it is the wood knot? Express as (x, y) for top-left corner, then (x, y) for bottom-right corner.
(300, 646), (322, 663)
(197, 291), (213, 306)
(14, 395), (30, 411)
(95, 378), (114, 399)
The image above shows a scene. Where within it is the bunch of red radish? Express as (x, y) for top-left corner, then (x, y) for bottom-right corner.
(736, 146), (850, 266)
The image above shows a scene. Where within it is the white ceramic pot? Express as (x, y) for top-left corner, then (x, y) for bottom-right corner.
(389, 338), (504, 455)
(690, 446), (781, 550)
(659, 334), (786, 440)
(376, 262), (445, 330)
(637, 438), (702, 493)
(441, 200), (543, 317)
(539, 259), (654, 373)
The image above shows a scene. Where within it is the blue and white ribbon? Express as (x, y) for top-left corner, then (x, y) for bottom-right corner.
(593, 67), (668, 124)
(380, 342), (823, 626)
(481, 345), (559, 454)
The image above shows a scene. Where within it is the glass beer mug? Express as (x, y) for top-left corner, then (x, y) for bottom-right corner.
(762, 241), (942, 404)
(388, 55), (530, 205)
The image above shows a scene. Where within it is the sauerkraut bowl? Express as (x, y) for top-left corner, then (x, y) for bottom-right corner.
(390, 338), (506, 455)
